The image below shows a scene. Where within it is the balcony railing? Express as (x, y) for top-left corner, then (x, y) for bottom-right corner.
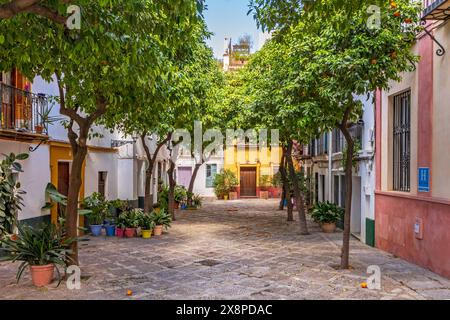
(0, 82), (49, 135)
(423, 0), (450, 20)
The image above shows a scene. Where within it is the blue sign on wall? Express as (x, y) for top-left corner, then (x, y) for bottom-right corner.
(418, 168), (430, 192)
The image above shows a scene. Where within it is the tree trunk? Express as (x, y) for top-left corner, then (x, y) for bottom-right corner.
(279, 152), (286, 210)
(65, 124), (89, 266)
(168, 160), (176, 221)
(339, 116), (354, 269)
(188, 163), (202, 194)
(280, 151), (294, 221)
(286, 141), (309, 234)
(141, 134), (171, 213)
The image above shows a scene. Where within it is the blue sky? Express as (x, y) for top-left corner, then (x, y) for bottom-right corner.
(204, 0), (261, 59)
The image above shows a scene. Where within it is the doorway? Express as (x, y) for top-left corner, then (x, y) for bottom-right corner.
(240, 167), (257, 197)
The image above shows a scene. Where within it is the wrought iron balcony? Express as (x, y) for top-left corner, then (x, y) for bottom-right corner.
(0, 82), (49, 135)
(423, 0), (450, 20)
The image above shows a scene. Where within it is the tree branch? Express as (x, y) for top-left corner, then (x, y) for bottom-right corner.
(0, 0), (68, 25)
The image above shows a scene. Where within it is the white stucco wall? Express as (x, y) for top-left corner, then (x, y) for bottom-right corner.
(84, 151), (118, 200)
(0, 140), (51, 221)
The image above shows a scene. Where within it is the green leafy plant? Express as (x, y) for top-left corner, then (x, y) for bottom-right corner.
(82, 193), (109, 225)
(213, 169), (238, 199)
(118, 209), (143, 228)
(310, 202), (344, 224)
(342, 139), (362, 170)
(0, 223), (74, 286)
(192, 194), (202, 208)
(37, 103), (63, 132)
(174, 185), (188, 203)
(0, 153), (28, 237)
(259, 175), (272, 191)
(158, 186), (169, 211)
(139, 213), (156, 231)
(150, 209), (172, 229)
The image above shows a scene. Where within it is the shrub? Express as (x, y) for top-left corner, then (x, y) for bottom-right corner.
(310, 201), (344, 224)
(150, 209), (172, 229)
(213, 169), (238, 199)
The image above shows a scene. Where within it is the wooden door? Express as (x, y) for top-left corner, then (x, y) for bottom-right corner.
(240, 167), (257, 197)
(57, 162), (70, 196)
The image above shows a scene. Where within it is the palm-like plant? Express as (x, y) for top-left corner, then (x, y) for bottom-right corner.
(0, 223), (74, 285)
(150, 209), (172, 229)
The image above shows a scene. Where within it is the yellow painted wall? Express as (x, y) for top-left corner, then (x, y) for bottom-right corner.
(224, 144), (282, 187)
(49, 142), (85, 228)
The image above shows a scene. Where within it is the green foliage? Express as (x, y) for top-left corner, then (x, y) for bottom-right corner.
(118, 209), (143, 229)
(82, 193), (110, 225)
(192, 194), (202, 208)
(158, 187), (169, 211)
(0, 153), (28, 237)
(150, 209), (172, 229)
(342, 139), (362, 170)
(310, 201), (344, 224)
(259, 175), (272, 190)
(0, 223), (74, 285)
(139, 213), (156, 231)
(213, 169), (238, 199)
(174, 185), (188, 203)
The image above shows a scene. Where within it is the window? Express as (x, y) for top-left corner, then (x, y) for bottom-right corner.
(98, 171), (107, 196)
(393, 91), (411, 192)
(206, 164), (217, 188)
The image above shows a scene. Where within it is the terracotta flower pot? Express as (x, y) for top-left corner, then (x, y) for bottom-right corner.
(260, 191), (269, 200)
(153, 225), (163, 236)
(229, 192), (238, 200)
(124, 228), (136, 238)
(321, 222), (337, 233)
(174, 202), (180, 209)
(30, 264), (55, 287)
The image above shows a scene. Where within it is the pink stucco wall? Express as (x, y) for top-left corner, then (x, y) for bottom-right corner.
(376, 193), (450, 278)
(375, 26), (450, 278)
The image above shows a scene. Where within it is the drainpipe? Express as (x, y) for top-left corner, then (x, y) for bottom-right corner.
(328, 131), (333, 202)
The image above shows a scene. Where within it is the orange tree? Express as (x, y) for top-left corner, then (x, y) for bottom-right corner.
(249, 0), (422, 268)
(0, 0), (205, 265)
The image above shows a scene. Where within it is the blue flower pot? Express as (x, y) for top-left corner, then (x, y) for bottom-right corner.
(283, 199), (288, 206)
(90, 225), (103, 237)
(105, 224), (116, 237)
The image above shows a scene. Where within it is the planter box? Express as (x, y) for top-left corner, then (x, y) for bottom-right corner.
(229, 192), (238, 200)
(260, 191), (269, 200)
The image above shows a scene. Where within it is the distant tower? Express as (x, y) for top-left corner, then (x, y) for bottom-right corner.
(223, 37), (232, 72)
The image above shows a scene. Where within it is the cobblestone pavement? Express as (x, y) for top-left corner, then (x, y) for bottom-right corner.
(1, 199), (450, 300)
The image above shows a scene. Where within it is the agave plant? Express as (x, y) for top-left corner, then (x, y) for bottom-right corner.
(0, 223), (74, 286)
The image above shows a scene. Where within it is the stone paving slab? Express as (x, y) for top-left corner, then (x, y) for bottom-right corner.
(1, 199), (449, 300)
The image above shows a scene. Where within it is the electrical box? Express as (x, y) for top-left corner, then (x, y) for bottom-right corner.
(414, 218), (424, 240)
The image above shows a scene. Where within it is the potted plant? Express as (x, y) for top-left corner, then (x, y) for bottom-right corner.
(140, 213), (155, 239)
(191, 194), (202, 209)
(0, 224), (74, 287)
(116, 213), (126, 237)
(213, 169), (238, 200)
(82, 193), (109, 237)
(36, 103), (62, 134)
(150, 209), (172, 236)
(123, 209), (143, 238)
(310, 201), (344, 233)
(259, 175), (271, 200)
(174, 185), (187, 209)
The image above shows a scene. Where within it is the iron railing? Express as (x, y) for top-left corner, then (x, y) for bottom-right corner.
(393, 91), (411, 192)
(0, 82), (49, 135)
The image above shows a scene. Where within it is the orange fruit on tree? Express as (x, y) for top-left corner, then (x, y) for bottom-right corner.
(394, 11), (401, 17)
(390, 2), (397, 9)
(371, 58), (377, 65)
(361, 282), (368, 289)
(404, 18), (412, 24)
